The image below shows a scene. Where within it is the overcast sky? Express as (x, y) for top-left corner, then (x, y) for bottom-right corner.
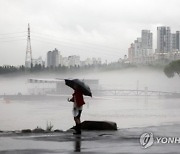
(0, 0), (180, 66)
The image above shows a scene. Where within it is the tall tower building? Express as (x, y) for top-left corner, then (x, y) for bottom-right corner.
(47, 51), (53, 67)
(47, 48), (60, 68)
(25, 23), (33, 68)
(176, 31), (180, 50)
(141, 30), (153, 49)
(134, 38), (142, 57)
(141, 30), (153, 56)
(128, 43), (135, 63)
(52, 48), (60, 67)
(171, 31), (180, 51)
(171, 33), (176, 51)
(128, 29), (153, 64)
(157, 26), (171, 53)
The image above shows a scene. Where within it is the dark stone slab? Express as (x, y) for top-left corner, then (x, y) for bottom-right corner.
(81, 121), (117, 131)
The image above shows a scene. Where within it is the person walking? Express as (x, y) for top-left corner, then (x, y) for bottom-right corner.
(68, 86), (85, 135)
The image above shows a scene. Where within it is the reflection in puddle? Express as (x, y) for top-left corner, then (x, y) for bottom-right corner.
(74, 135), (81, 152)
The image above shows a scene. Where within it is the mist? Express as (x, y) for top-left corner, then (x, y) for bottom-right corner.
(0, 67), (179, 95)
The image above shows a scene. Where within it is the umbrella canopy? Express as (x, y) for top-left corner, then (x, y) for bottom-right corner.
(65, 79), (92, 97)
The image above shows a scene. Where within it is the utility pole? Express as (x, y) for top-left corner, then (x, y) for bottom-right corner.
(25, 23), (32, 68)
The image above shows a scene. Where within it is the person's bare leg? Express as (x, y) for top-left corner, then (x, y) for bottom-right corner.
(74, 117), (81, 134)
(74, 117), (80, 124)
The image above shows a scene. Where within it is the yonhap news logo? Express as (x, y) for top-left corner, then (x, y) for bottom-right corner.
(140, 132), (180, 148)
(140, 132), (154, 148)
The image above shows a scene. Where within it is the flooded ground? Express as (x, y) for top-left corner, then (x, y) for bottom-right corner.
(0, 96), (180, 131)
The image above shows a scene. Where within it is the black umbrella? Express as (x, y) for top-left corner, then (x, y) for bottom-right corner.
(65, 79), (92, 97)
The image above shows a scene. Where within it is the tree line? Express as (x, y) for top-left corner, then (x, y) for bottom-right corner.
(0, 65), (25, 74)
(0, 62), (131, 75)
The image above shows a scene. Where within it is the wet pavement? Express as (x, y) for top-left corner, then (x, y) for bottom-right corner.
(1, 124), (180, 153)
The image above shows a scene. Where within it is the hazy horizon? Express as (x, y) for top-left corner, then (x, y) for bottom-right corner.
(1, 0), (180, 65)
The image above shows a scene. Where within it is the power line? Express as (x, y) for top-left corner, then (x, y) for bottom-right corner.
(30, 33), (121, 56)
(0, 31), (26, 42)
(31, 31), (122, 52)
(32, 37), (120, 58)
(0, 30), (122, 59)
(0, 31), (26, 36)
(0, 35), (26, 40)
(0, 38), (26, 43)
(0, 30), (122, 55)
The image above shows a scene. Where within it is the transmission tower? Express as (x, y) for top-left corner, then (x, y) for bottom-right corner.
(25, 23), (32, 68)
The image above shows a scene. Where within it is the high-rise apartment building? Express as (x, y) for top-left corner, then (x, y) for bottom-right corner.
(176, 31), (180, 50)
(128, 43), (135, 62)
(157, 26), (171, 53)
(134, 38), (142, 57)
(47, 48), (60, 68)
(141, 30), (153, 49)
(128, 30), (153, 63)
(170, 31), (180, 51)
(171, 33), (176, 51)
(141, 30), (153, 56)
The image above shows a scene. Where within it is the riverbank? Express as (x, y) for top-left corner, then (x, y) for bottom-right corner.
(1, 124), (180, 153)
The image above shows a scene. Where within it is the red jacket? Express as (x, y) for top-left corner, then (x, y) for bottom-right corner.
(70, 90), (85, 107)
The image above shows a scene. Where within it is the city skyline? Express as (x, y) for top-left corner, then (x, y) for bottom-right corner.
(1, 0), (180, 66)
(46, 48), (102, 68)
(128, 26), (180, 64)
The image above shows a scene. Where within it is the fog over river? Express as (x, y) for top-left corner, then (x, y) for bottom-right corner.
(0, 67), (180, 131)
